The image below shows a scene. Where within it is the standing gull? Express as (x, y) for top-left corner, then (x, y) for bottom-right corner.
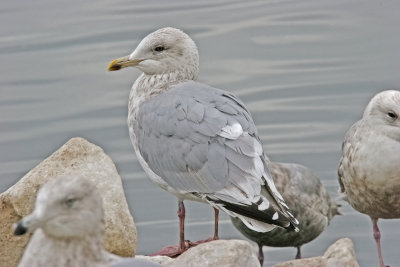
(232, 162), (340, 265)
(14, 175), (161, 267)
(338, 90), (400, 267)
(108, 27), (299, 256)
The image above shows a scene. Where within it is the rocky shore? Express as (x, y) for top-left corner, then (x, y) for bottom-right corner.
(0, 138), (359, 267)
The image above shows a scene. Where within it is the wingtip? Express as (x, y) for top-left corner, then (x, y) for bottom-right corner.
(289, 220), (300, 232)
(285, 211), (300, 232)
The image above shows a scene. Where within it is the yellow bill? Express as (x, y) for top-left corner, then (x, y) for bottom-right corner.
(107, 56), (143, 71)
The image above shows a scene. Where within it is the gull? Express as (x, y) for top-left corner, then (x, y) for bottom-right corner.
(231, 162), (340, 265)
(14, 174), (161, 267)
(338, 90), (400, 267)
(108, 27), (299, 256)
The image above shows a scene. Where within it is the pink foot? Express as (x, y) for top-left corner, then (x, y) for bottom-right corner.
(148, 240), (191, 258)
(149, 238), (221, 258)
(188, 236), (220, 245)
(150, 204), (221, 258)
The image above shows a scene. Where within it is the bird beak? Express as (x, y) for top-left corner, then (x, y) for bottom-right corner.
(13, 213), (41, 236)
(107, 56), (143, 71)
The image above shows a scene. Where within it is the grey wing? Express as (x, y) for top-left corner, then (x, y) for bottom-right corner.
(135, 81), (298, 231)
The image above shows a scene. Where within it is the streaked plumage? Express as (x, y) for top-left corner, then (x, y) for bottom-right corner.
(232, 162), (339, 265)
(338, 90), (400, 267)
(108, 27), (298, 254)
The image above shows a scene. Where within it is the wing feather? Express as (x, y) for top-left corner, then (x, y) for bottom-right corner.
(134, 81), (299, 231)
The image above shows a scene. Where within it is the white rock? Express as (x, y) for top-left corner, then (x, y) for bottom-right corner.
(138, 240), (260, 267)
(135, 255), (174, 266)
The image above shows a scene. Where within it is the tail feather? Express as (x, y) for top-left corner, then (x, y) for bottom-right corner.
(262, 179), (299, 232)
(205, 194), (298, 232)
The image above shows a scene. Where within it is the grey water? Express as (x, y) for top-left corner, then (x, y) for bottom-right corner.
(1, 0), (399, 266)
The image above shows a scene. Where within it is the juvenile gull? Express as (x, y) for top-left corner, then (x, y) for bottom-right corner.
(108, 27), (299, 256)
(14, 175), (161, 267)
(231, 162), (340, 265)
(338, 90), (400, 267)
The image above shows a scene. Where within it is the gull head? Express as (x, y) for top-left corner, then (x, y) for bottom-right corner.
(363, 90), (400, 135)
(108, 27), (199, 79)
(14, 174), (104, 239)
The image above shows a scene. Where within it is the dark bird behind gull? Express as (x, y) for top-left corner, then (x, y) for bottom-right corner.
(231, 162), (339, 265)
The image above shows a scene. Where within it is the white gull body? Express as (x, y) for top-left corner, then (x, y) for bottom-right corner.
(108, 27), (299, 253)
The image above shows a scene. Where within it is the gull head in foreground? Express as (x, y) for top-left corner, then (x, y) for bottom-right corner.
(14, 175), (161, 267)
(338, 90), (400, 267)
(14, 175), (104, 239)
(108, 27), (299, 257)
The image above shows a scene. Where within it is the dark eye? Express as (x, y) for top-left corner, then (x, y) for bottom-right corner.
(64, 197), (77, 208)
(387, 112), (398, 120)
(154, 46), (165, 52)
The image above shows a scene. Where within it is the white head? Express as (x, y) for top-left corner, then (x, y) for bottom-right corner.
(14, 174), (104, 239)
(363, 90), (400, 139)
(108, 27), (199, 80)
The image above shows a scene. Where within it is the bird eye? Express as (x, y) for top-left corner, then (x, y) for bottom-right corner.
(64, 197), (77, 208)
(387, 112), (398, 120)
(154, 46), (165, 52)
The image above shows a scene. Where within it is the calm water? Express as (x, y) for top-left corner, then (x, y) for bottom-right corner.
(1, 0), (399, 266)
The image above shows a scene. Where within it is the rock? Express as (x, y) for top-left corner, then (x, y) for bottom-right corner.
(0, 137), (137, 267)
(274, 238), (359, 267)
(137, 240), (260, 267)
(135, 255), (175, 266)
(274, 257), (325, 267)
(324, 238), (359, 267)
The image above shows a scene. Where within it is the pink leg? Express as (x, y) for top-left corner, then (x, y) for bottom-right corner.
(258, 244), (264, 266)
(149, 200), (189, 257)
(295, 246), (302, 259)
(371, 217), (389, 267)
(178, 200), (185, 250)
(213, 208), (219, 240)
(149, 205), (220, 257)
(186, 207), (221, 245)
